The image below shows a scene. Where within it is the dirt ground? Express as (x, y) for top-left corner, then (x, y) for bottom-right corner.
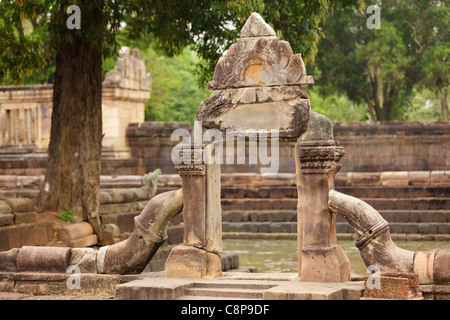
(0, 291), (113, 300)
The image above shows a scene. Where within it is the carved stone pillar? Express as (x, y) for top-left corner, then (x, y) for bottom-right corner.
(295, 139), (351, 282)
(165, 144), (222, 279)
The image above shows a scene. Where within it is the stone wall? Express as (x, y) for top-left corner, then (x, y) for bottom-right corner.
(1, 120), (448, 176)
(0, 84), (53, 148)
(126, 121), (450, 175)
(334, 121), (450, 172)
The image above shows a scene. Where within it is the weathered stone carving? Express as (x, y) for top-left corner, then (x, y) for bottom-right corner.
(165, 143), (223, 279)
(142, 168), (161, 199)
(103, 46), (152, 91)
(296, 139), (351, 282)
(208, 13), (313, 90)
(198, 12), (313, 140)
(97, 189), (183, 274)
(329, 190), (415, 274)
(328, 189), (450, 286)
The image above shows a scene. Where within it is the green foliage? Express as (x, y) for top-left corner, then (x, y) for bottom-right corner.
(0, 1), (49, 84)
(308, 88), (368, 123)
(143, 47), (211, 123)
(57, 208), (77, 223)
(1, 0), (364, 87)
(314, 0), (448, 121)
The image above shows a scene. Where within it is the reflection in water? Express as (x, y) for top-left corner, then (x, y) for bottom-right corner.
(223, 239), (450, 276)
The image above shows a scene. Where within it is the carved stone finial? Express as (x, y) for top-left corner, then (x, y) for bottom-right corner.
(207, 13), (314, 90)
(103, 46), (152, 91)
(198, 12), (313, 140)
(240, 12), (276, 38)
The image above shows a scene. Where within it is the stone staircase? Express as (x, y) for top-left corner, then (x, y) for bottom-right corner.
(1, 172), (449, 252)
(113, 274), (366, 300)
(219, 173), (450, 239)
(176, 281), (274, 300)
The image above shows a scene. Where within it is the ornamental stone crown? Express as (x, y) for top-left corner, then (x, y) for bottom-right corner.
(198, 12), (313, 141)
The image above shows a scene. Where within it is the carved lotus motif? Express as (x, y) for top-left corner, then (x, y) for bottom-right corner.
(198, 12), (313, 140)
(208, 13), (314, 90)
(210, 37), (313, 90)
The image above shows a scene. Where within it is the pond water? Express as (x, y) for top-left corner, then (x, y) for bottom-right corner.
(222, 238), (450, 276)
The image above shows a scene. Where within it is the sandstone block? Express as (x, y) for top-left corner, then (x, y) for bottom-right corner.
(363, 275), (410, 299)
(0, 200), (12, 214)
(299, 246), (350, 282)
(58, 222), (94, 243)
(0, 213), (14, 226)
(165, 245), (222, 279)
(4, 198), (35, 213)
(0, 248), (19, 272)
(409, 171), (430, 186)
(70, 234), (98, 248)
(347, 172), (381, 186)
(99, 191), (113, 204)
(431, 171), (448, 186)
(380, 171), (409, 186)
(14, 211), (37, 224)
(17, 175), (42, 188)
(434, 252), (450, 284)
(198, 13), (313, 140)
(414, 251), (435, 285)
(16, 246), (71, 273)
(199, 86), (310, 140)
(362, 272), (422, 300)
(70, 248), (98, 273)
(0, 175), (18, 188)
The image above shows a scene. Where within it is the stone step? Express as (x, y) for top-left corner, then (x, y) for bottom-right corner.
(221, 198), (297, 210)
(377, 210), (450, 223)
(4, 184), (448, 200)
(337, 186), (450, 199)
(183, 287), (264, 299)
(222, 186), (297, 199)
(222, 210), (450, 223)
(221, 198), (450, 211)
(176, 295), (258, 300)
(220, 186), (450, 199)
(338, 222), (450, 235)
(0, 222), (54, 251)
(192, 281), (275, 290)
(363, 198), (450, 210)
(223, 210), (297, 222)
(178, 281), (277, 300)
(222, 221), (450, 235)
(223, 221), (296, 233)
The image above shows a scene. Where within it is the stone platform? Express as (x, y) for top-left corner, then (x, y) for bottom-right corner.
(114, 272), (365, 300)
(1, 270), (449, 300)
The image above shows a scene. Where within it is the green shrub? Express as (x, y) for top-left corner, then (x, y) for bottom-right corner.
(57, 208), (77, 223)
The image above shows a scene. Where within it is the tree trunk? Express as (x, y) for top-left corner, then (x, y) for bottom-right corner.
(440, 87), (449, 121)
(37, 2), (104, 238)
(368, 71), (382, 121)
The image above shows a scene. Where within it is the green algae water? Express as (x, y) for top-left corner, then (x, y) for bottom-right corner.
(222, 238), (450, 276)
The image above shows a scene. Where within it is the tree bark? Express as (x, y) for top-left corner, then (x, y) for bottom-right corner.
(440, 87), (449, 121)
(37, 2), (104, 237)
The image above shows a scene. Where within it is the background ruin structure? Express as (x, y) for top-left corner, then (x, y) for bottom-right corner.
(0, 46), (151, 156)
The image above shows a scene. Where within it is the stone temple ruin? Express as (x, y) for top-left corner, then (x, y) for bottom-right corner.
(0, 13), (449, 300)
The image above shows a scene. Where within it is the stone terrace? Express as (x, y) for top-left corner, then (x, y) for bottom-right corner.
(0, 121), (449, 251)
(1, 170), (449, 248)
